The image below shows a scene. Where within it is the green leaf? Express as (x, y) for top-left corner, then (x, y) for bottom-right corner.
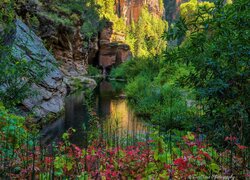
(209, 163), (220, 173)
(154, 150), (159, 160)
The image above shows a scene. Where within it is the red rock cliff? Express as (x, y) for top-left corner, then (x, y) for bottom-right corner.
(115, 0), (165, 24)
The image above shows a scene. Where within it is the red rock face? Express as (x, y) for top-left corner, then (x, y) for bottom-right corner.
(115, 0), (164, 24)
(52, 25), (87, 76)
(99, 0), (164, 69)
(99, 23), (132, 69)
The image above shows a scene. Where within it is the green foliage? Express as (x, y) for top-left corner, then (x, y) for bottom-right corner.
(38, 11), (74, 26)
(0, 2), (50, 107)
(126, 8), (168, 57)
(94, 0), (167, 57)
(0, 104), (30, 158)
(111, 56), (196, 130)
(180, 0), (215, 26)
(0, 0), (15, 31)
(87, 65), (101, 77)
(0, 43), (50, 107)
(95, 0), (126, 35)
(167, 0), (250, 145)
(81, 0), (105, 39)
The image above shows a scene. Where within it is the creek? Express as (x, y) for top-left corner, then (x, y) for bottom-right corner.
(40, 80), (150, 147)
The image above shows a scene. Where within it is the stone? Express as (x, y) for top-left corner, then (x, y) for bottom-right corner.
(23, 94), (43, 109)
(37, 14), (88, 78)
(100, 22), (113, 41)
(6, 19), (67, 119)
(98, 23), (132, 69)
(115, 0), (164, 24)
(41, 95), (64, 114)
(64, 76), (97, 92)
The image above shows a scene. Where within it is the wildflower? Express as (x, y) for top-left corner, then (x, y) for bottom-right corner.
(174, 158), (188, 171)
(236, 144), (247, 150)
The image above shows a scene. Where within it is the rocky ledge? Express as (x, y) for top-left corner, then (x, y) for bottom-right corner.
(7, 19), (95, 121)
(98, 22), (132, 72)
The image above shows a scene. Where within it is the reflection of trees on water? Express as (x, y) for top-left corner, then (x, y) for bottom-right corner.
(104, 99), (149, 146)
(65, 92), (89, 148)
(41, 81), (149, 148)
(97, 81), (149, 146)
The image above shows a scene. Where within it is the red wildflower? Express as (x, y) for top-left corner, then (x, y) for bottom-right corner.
(45, 157), (53, 164)
(236, 144), (248, 150)
(174, 158), (188, 171)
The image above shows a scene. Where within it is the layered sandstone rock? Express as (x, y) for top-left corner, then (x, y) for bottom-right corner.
(98, 22), (132, 70)
(37, 14), (87, 77)
(115, 0), (165, 24)
(37, 15), (97, 91)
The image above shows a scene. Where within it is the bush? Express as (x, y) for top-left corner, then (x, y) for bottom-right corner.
(0, 104), (30, 157)
(87, 65), (101, 77)
(112, 55), (196, 130)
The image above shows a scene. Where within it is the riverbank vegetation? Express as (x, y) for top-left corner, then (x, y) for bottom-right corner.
(111, 0), (250, 177)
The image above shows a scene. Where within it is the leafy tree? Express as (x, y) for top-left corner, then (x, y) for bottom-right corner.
(126, 7), (168, 57)
(167, 0), (250, 146)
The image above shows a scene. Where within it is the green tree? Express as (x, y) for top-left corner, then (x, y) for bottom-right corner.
(167, 0), (250, 145)
(127, 7), (168, 57)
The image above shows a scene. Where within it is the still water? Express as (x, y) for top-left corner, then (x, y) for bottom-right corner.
(40, 81), (149, 147)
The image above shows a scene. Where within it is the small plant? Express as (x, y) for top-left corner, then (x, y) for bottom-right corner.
(87, 65), (101, 77)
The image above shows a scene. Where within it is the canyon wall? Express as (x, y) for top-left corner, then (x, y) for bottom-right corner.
(99, 22), (132, 71)
(115, 0), (165, 24)
(115, 0), (188, 25)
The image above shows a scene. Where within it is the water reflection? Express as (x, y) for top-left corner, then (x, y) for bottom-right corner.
(40, 81), (149, 147)
(104, 100), (149, 145)
(40, 92), (89, 148)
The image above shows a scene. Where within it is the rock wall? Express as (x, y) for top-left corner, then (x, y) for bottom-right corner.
(115, 0), (187, 24)
(98, 22), (132, 71)
(115, 0), (165, 24)
(9, 19), (67, 120)
(37, 15), (96, 91)
(37, 15), (87, 77)
(5, 19), (96, 121)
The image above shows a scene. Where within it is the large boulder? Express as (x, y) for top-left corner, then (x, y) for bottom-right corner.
(9, 19), (67, 120)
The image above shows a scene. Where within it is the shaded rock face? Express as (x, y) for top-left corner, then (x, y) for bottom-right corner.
(115, 0), (165, 24)
(98, 23), (132, 70)
(36, 16), (97, 92)
(37, 16), (87, 78)
(10, 19), (67, 120)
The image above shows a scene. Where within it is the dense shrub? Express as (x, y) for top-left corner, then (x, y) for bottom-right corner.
(111, 56), (196, 130)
